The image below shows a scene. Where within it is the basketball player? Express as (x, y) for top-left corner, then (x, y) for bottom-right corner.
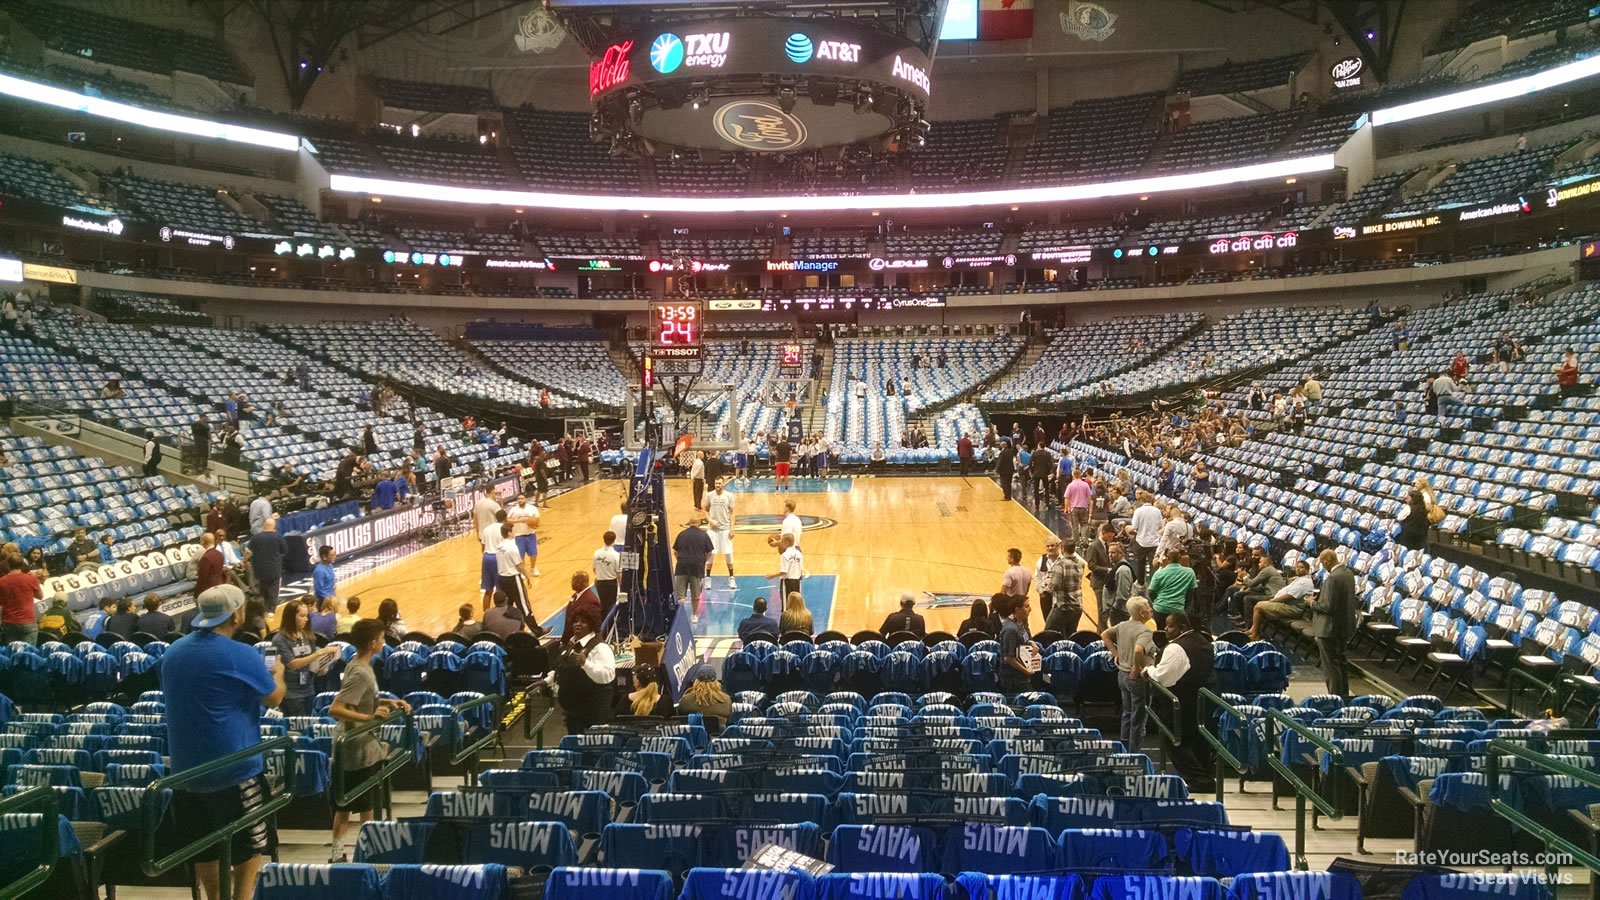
(734, 441), (749, 484)
(815, 437), (831, 481)
(705, 476), (736, 585)
(778, 499), (803, 549)
(494, 522), (529, 616)
(773, 435), (793, 492)
(505, 492), (541, 579)
(768, 533), (803, 601)
(478, 509), (507, 610)
(743, 436), (758, 484)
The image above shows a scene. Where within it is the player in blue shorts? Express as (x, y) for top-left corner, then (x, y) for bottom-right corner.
(479, 509), (507, 609)
(505, 493), (541, 579)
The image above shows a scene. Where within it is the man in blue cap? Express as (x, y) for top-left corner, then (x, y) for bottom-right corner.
(160, 584), (286, 900)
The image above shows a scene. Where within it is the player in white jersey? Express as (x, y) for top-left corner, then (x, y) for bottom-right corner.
(743, 438), (758, 484)
(609, 501), (630, 551)
(505, 493), (541, 579)
(705, 476), (737, 585)
(478, 509), (507, 610)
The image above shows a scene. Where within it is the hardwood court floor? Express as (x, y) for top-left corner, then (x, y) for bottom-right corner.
(335, 475), (1100, 639)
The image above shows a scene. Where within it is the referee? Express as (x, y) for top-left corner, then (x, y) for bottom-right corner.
(768, 533), (803, 601)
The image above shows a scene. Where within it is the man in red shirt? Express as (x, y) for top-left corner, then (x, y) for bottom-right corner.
(1558, 348), (1580, 396)
(195, 533), (228, 595)
(563, 570), (602, 638)
(0, 552), (44, 644)
(957, 433), (975, 477)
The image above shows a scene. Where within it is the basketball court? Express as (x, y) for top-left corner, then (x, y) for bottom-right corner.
(330, 475), (1097, 641)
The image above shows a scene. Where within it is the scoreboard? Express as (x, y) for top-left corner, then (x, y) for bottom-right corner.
(649, 299), (704, 375)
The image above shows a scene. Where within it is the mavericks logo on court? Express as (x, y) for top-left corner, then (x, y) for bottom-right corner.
(733, 514), (836, 534)
(919, 591), (990, 609)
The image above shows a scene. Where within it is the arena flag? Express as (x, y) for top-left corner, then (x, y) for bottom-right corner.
(978, 0), (1034, 40)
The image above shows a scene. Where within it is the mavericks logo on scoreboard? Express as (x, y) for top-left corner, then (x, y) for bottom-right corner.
(714, 100), (807, 151)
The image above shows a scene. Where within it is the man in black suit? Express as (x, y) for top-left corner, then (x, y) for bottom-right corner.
(1084, 525), (1115, 619)
(879, 593), (927, 638)
(1308, 549), (1357, 696)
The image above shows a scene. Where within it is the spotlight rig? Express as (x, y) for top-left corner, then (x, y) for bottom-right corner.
(547, 0), (942, 159)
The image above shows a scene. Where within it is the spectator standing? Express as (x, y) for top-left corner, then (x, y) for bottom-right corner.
(1103, 596), (1156, 753)
(1558, 348), (1580, 396)
(1129, 492), (1163, 583)
(563, 572), (602, 637)
(1142, 611), (1215, 791)
(248, 517), (288, 613)
(737, 598), (778, 642)
(273, 601), (337, 717)
(592, 531), (621, 619)
(999, 597), (1039, 695)
(143, 432), (163, 477)
(248, 494), (272, 535)
(195, 533), (227, 596)
(1042, 544), (1085, 636)
(192, 412), (211, 472)
(1063, 473), (1095, 544)
(361, 424), (379, 457)
(160, 584), (286, 900)
(673, 518), (714, 619)
(312, 545), (338, 611)
(688, 452), (706, 510)
(554, 605), (615, 734)
(1001, 547), (1033, 604)
(1146, 551), (1196, 628)
(1308, 549), (1357, 696)
(1104, 544), (1137, 624)
(957, 433), (974, 477)
(995, 440), (1016, 501)
(0, 554), (43, 644)
(328, 619), (410, 862)
(1394, 488), (1431, 551)
(879, 592), (927, 637)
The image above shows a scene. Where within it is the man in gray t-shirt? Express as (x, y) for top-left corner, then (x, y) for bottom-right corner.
(1101, 596), (1156, 753)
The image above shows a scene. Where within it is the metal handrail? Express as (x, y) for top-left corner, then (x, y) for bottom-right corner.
(1264, 709), (1343, 870)
(1144, 678), (1182, 747)
(1485, 738), (1600, 872)
(1198, 688), (1254, 803)
(332, 709), (416, 820)
(141, 735), (294, 900)
(450, 694), (502, 775)
(0, 786), (60, 900)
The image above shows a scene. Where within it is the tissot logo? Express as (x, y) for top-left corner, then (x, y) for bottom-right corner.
(714, 100), (807, 151)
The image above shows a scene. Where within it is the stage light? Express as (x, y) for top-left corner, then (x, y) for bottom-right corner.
(629, 99), (645, 124)
(778, 87), (797, 113)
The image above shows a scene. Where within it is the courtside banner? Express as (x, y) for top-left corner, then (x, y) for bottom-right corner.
(301, 472), (518, 564)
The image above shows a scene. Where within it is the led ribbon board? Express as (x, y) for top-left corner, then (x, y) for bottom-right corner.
(1371, 53), (1600, 126)
(0, 73), (300, 152)
(330, 154), (1336, 214)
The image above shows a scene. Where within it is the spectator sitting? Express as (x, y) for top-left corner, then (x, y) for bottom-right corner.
(335, 596), (362, 635)
(37, 592), (78, 636)
(376, 598), (408, 641)
(453, 603), (480, 635)
(98, 533), (117, 566)
(136, 593), (175, 636)
(956, 598), (996, 638)
(1247, 559), (1317, 640)
(779, 590), (813, 636)
(879, 592), (927, 638)
(104, 598), (141, 638)
(482, 589), (529, 639)
(737, 597), (778, 642)
(67, 526), (99, 572)
(309, 595), (338, 639)
(675, 662), (733, 726)
(82, 597), (116, 639)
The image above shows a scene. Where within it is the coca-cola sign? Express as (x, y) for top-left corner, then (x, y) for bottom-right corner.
(590, 41), (634, 96)
(1330, 56), (1364, 89)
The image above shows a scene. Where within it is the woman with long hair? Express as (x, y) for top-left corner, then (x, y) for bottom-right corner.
(376, 598), (408, 640)
(957, 598), (995, 637)
(677, 663), (732, 726)
(1395, 488), (1430, 551)
(273, 600), (337, 718)
(779, 590), (813, 636)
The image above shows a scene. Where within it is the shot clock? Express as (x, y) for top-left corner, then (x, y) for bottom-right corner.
(779, 342), (804, 370)
(649, 299), (704, 361)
